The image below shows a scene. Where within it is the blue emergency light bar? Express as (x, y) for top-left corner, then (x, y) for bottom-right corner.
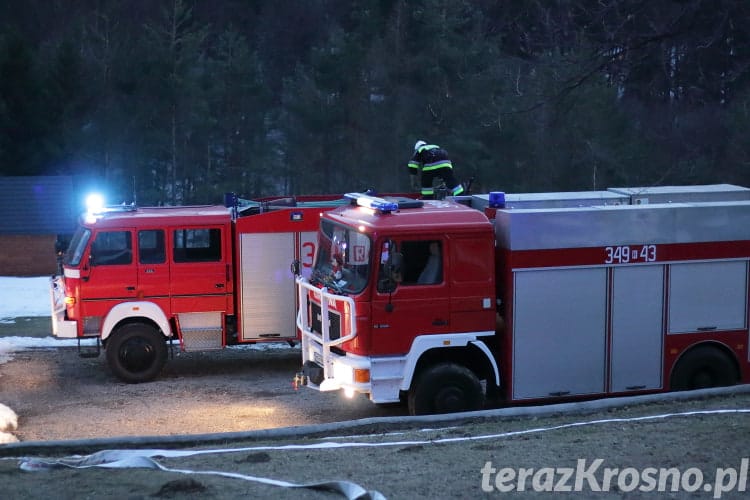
(344, 192), (399, 213)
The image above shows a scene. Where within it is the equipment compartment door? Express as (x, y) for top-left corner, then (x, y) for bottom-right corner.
(239, 232), (295, 340)
(668, 260), (748, 333)
(610, 265), (664, 392)
(512, 267), (607, 400)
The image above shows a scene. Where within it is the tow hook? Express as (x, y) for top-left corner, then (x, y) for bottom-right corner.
(292, 372), (307, 390)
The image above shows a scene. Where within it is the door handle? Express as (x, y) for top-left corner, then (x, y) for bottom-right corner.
(215, 283), (225, 288)
(126, 286), (136, 291)
(432, 319), (447, 326)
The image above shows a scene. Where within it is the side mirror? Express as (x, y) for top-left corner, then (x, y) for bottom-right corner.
(378, 276), (397, 294)
(378, 251), (402, 294)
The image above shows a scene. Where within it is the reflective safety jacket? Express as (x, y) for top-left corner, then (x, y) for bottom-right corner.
(407, 144), (453, 175)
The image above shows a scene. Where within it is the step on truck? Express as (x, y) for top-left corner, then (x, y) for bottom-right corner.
(295, 186), (750, 415)
(50, 193), (360, 383)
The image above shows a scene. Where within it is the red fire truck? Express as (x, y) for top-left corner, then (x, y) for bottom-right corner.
(295, 187), (750, 415)
(50, 193), (356, 383)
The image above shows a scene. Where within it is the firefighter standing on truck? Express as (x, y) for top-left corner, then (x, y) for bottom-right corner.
(408, 140), (464, 199)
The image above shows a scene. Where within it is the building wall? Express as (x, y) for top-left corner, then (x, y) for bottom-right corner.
(0, 176), (77, 235)
(0, 234), (58, 276)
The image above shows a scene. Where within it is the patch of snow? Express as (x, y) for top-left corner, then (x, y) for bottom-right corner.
(0, 276), (50, 319)
(0, 432), (18, 444)
(0, 403), (17, 432)
(0, 403), (18, 443)
(0, 336), (79, 364)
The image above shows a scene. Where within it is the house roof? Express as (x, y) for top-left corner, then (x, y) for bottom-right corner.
(0, 176), (76, 235)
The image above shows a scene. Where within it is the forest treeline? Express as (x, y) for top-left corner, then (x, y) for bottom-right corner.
(1, 0), (749, 204)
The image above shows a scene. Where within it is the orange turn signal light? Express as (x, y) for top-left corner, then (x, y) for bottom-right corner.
(353, 369), (370, 384)
(64, 296), (76, 306)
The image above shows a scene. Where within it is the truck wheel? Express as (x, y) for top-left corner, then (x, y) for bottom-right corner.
(105, 323), (167, 383)
(408, 363), (484, 416)
(670, 345), (738, 391)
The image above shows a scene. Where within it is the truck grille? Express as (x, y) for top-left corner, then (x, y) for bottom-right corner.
(310, 302), (341, 341)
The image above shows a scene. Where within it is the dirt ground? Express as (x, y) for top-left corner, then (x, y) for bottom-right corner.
(1, 344), (750, 498)
(0, 345), (408, 442)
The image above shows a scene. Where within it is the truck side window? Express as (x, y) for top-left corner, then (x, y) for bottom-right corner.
(399, 240), (442, 286)
(173, 228), (221, 262)
(65, 228), (91, 266)
(377, 241), (402, 293)
(90, 231), (132, 266)
(139, 230), (165, 264)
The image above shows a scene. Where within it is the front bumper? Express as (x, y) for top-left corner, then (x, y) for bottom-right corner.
(49, 276), (77, 338)
(300, 342), (373, 394)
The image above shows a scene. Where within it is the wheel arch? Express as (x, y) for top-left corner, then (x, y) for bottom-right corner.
(402, 335), (499, 392)
(669, 340), (741, 389)
(101, 302), (172, 342)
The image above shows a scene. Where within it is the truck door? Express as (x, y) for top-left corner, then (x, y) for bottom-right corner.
(136, 229), (170, 309)
(371, 238), (450, 355)
(169, 226), (230, 314)
(80, 229), (138, 323)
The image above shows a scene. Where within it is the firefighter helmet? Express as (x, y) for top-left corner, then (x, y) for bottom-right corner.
(414, 140), (427, 152)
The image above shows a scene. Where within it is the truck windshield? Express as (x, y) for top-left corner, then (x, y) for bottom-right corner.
(63, 227), (91, 267)
(310, 219), (371, 295)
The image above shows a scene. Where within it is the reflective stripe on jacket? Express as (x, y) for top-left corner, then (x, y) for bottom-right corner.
(408, 144), (453, 173)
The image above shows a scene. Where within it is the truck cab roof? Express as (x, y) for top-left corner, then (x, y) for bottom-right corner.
(325, 197), (493, 236)
(80, 205), (231, 229)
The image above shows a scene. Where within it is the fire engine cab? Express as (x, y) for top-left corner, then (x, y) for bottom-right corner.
(296, 188), (750, 415)
(50, 194), (351, 383)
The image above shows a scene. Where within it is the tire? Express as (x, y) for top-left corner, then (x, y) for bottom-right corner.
(408, 362), (484, 416)
(105, 323), (167, 383)
(670, 345), (739, 391)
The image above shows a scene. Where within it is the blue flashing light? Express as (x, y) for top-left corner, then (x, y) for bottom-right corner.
(489, 191), (506, 208)
(344, 192), (399, 213)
